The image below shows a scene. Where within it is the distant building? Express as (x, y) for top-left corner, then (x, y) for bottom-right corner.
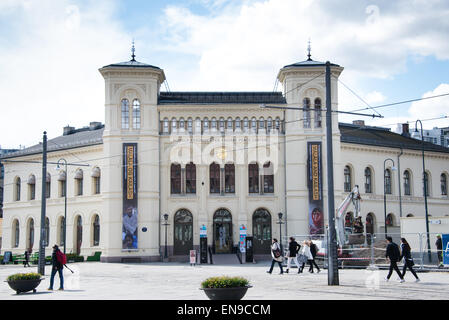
(397, 124), (449, 148)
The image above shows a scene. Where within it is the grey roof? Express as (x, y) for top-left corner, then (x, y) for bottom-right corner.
(339, 123), (449, 154)
(1, 126), (104, 159)
(101, 59), (161, 70)
(283, 58), (340, 69)
(158, 92), (287, 105)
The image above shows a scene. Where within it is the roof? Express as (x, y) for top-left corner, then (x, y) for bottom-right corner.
(158, 92), (287, 105)
(339, 123), (449, 154)
(0, 126), (104, 159)
(283, 58), (340, 69)
(101, 59), (161, 70)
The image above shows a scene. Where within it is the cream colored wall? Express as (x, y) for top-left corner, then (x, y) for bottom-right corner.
(2, 146), (104, 256)
(340, 143), (449, 234)
(400, 216), (449, 253)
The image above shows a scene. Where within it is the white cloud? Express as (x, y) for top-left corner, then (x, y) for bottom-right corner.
(0, 0), (130, 149)
(408, 83), (449, 128)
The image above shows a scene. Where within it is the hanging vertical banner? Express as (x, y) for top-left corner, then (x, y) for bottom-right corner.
(122, 143), (138, 249)
(239, 225), (247, 253)
(307, 142), (324, 235)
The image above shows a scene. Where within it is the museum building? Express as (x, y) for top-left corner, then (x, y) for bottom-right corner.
(1, 51), (448, 263)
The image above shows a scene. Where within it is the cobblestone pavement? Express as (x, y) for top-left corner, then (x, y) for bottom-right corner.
(1, 262), (448, 300)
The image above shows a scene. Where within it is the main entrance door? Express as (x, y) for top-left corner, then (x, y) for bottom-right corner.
(213, 209), (232, 254)
(174, 209), (193, 255)
(253, 209), (271, 254)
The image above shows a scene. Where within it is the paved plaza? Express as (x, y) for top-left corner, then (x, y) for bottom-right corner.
(1, 262), (448, 300)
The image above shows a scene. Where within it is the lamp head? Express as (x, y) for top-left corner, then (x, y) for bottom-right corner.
(278, 212), (283, 220)
(163, 214), (169, 221)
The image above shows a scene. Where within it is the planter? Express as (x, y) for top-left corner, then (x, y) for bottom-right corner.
(5, 279), (44, 295)
(200, 286), (252, 300)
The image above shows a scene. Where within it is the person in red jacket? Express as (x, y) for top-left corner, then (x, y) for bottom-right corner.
(48, 245), (64, 291)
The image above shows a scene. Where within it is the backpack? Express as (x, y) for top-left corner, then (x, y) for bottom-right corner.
(56, 250), (67, 265)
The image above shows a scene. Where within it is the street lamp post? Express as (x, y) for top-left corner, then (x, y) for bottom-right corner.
(415, 120), (432, 262)
(162, 214), (169, 260)
(277, 212), (284, 254)
(383, 158), (395, 237)
(56, 159), (68, 255)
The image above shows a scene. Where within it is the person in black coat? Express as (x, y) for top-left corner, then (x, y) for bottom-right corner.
(399, 238), (419, 282)
(285, 237), (301, 274)
(385, 236), (404, 282)
(23, 250), (31, 267)
(436, 235), (443, 268)
(48, 245), (64, 291)
(309, 240), (321, 273)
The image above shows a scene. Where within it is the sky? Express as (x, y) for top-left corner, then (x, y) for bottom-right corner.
(0, 0), (448, 149)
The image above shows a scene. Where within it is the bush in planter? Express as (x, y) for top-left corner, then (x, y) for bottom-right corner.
(7, 273), (42, 281)
(201, 276), (250, 288)
(66, 254), (84, 262)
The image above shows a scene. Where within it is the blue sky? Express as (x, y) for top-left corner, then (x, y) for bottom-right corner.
(0, 0), (448, 148)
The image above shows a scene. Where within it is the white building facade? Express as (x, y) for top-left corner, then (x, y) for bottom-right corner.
(1, 55), (448, 262)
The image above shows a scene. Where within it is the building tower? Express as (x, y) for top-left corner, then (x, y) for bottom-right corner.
(99, 45), (166, 262)
(277, 49), (344, 236)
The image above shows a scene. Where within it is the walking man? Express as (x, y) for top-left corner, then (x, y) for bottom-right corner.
(385, 236), (404, 283)
(436, 235), (443, 268)
(285, 237), (301, 274)
(48, 245), (64, 291)
(23, 250), (31, 268)
(309, 240), (321, 273)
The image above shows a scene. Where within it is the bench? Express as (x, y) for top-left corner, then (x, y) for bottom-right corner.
(86, 251), (102, 262)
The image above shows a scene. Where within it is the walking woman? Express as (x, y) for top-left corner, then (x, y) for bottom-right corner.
(267, 239), (284, 274)
(400, 238), (420, 282)
(309, 240), (321, 273)
(299, 240), (314, 273)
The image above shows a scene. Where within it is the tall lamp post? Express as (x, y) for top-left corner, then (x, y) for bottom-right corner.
(415, 120), (432, 262)
(383, 158), (395, 237)
(277, 212), (284, 253)
(56, 159), (67, 254)
(162, 214), (170, 260)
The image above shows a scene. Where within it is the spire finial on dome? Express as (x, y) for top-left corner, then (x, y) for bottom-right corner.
(307, 38), (312, 61)
(131, 39), (136, 62)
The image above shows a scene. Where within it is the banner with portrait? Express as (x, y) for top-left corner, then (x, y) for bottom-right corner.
(307, 142), (324, 235)
(123, 143), (138, 249)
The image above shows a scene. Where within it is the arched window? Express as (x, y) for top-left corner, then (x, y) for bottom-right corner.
(251, 117), (257, 133)
(219, 117), (225, 133)
(75, 169), (83, 196)
(227, 117), (233, 132)
(195, 118), (201, 134)
(243, 117), (249, 132)
(174, 209), (193, 255)
(132, 99), (141, 129)
(248, 163), (259, 194)
(303, 98), (311, 128)
(170, 164), (181, 194)
(171, 118), (177, 132)
(187, 118), (193, 134)
(44, 217), (50, 247)
(92, 167), (101, 195)
(203, 118), (209, 132)
(224, 163), (235, 193)
(179, 118), (185, 131)
(13, 219), (20, 248)
(46, 173), (51, 198)
(259, 117), (265, 133)
(263, 162), (274, 193)
(364, 167), (372, 193)
(403, 170), (411, 196)
(275, 117), (281, 131)
(314, 98), (322, 128)
(384, 169), (392, 194)
(14, 177), (21, 201)
(27, 218), (34, 250)
(267, 117), (273, 132)
(58, 170), (66, 197)
(441, 173), (447, 196)
(423, 171), (430, 196)
(386, 213), (395, 226)
(210, 163), (220, 194)
(75, 216), (82, 255)
(59, 216), (65, 247)
(185, 162), (196, 194)
(121, 99), (130, 129)
(28, 175), (36, 200)
(93, 215), (100, 246)
(344, 166), (352, 192)
(235, 117), (241, 131)
(211, 117), (217, 131)
(163, 118), (169, 133)
(252, 209), (272, 254)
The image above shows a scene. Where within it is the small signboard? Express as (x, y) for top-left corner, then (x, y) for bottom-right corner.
(443, 234), (449, 266)
(245, 236), (253, 263)
(190, 250), (196, 265)
(2, 251), (12, 264)
(200, 225), (207, 238)
(239, 225), (247, 253)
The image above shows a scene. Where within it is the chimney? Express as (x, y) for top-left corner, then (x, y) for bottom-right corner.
(352, 120), (365, 127)
(401, 123), (410, 137)
(89, 122), (102, 130)
(63, 125), (75, 136)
